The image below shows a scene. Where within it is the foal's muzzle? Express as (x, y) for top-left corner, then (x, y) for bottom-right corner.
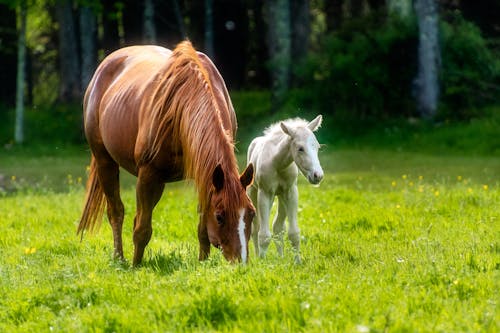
(308, 170), (324, 185)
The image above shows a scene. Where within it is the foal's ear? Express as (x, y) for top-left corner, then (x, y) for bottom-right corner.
(280, 122), (293, 137)
(307, 115), (323, 132)
(212, 164), (225, 192)
(240, 163), (254, 188)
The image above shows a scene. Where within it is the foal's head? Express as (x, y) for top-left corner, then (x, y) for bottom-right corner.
(281, 115), (324, 185)
(206, 163), (255, 263)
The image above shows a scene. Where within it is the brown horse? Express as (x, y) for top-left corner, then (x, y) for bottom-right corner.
(78, 41), (255, 266)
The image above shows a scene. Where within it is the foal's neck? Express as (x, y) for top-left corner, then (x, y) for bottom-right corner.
(273, 135), (294, 170)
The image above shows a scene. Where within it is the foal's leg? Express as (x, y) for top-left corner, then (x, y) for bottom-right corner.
(133, 167), (164, 266)
(282, 184), (301, 263)
(272, 197), (287, 257)
(257, 188), (273, 258)
(95, 156), (125, 260)
(247, 186), (260, 257)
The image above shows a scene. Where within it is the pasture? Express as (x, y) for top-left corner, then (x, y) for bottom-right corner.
(0, 146), (498, 332)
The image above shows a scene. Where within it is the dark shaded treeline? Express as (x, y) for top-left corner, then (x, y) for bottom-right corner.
(0, 0), (498, 115)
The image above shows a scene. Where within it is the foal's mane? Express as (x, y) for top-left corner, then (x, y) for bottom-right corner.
(263, 117), (310, 137)
(140, 41), (241, 214)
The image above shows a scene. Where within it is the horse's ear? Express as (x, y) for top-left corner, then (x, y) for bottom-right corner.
(212, 164), (224, 192)
(280, 122), (293, 137)
(307, 115), (323, 132)
(240, 163), (254, 188)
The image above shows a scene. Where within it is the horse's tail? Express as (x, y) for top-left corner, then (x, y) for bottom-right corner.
(77, 155), (106, 238)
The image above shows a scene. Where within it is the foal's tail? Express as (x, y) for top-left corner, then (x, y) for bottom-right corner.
(77, 155), (106, 238)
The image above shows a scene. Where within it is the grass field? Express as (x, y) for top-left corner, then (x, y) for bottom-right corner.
(0, 143), (498, 332)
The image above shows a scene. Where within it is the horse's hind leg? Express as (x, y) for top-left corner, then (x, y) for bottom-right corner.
(95, 156), (125, 260)
(133, 166), (164, 266)
(256, 188), (273, 258)
(272, 197), (287, 257)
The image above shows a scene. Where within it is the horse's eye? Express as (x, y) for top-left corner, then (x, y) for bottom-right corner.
(216, 212), (224, 226)
(248, 210), (255, 219)
(298, 146), (305, 152)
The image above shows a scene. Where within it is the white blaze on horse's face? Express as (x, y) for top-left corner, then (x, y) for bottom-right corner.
(238, 208), (247, 263)
(281, 115), (324, 185)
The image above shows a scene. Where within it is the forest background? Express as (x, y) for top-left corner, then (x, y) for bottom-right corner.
(0, 0), (498, 148)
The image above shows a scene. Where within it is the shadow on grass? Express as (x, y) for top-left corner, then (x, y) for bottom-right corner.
(142, 249), (187, 275)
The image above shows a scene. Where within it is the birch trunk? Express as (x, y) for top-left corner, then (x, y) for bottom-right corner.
(143, 0), (156, 43)
(266, 0), (291, 111)
(15, 0), (27, 144)
(414, 0), (440, 119)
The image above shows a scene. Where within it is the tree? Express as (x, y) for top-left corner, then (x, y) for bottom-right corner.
(204, 0), (214, 59)
(79, 3), (98, 92)
(15, 0), (26, 144)
(291, 0), (310, 85)
(56, 0), (81, 102)
(414, 0), (440, 119)
(265, 0), (291, 111)
(0, 3), (17, 107)
(143, 0), (156, 43)
(213, 0), (248, 89)
(101, 1), (121, 55)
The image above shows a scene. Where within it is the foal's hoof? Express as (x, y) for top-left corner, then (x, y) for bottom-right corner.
(294, 255), (302, 265)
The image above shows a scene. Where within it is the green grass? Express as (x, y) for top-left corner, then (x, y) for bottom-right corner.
(0, 145), (498, 332)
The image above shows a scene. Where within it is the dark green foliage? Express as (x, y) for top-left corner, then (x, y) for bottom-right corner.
(297, 16), (418, 118)
(440, 14), (500, 119)
(297, 13), (499, 121)
(0, 104), (84, 145)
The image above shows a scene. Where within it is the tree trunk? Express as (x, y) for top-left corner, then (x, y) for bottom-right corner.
(291, 0), (309, 85)
(266, 0), (291, 111)
(204, 0), (214, 59)
(56, 0), (81, 102)
(0, 4), (17, 107)
(172, 0), (187, 39)
(101, 1), (120, 55)
(143, 0), (156, 43)
(79, 5), (97, 92)
(15, 0), (27, 144)
(414, 0), (440, 119)
(325, 0), (343, 32)
(122, 0), (141, 45)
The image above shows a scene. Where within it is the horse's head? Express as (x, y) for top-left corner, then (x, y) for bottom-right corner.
(281, 115), (324, 185)
(206, 163), (255, 263)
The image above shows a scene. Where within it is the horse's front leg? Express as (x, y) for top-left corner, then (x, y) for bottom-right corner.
(133, 167), (164, 266)
(257, 188), (273, 258)
(282, 184), (301, 263)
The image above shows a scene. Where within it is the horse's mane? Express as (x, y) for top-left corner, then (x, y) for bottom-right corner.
(140, 41), (241, 215)
(263, 117), (310, 137)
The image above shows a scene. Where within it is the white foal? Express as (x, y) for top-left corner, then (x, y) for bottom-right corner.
(247, 115), (323, 263)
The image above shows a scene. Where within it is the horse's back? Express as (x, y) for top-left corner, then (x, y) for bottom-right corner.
(84, 43), (236, 177)
(84, 46), (174, 173)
